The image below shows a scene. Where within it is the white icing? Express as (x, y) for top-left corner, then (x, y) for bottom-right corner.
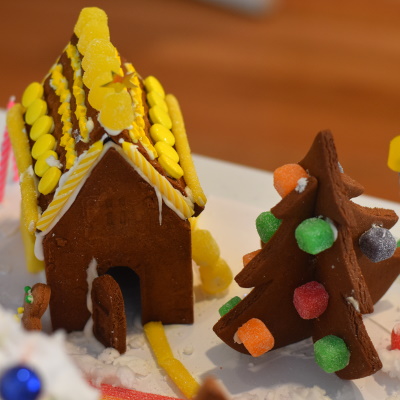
(233, 331), (242, 344)
(46, 155), (63, 168)
(324, 217), (338, 241)
(0, 305), (99, 400)
(346, 296), (360, 312)
(154, 185), (163, 225)
(295, 177), (308, 193)
(86, 258), (98, 314)
(34, 231), (45, 260)
(378, 347), (400, 380)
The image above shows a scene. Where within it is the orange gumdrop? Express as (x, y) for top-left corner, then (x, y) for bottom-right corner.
(273, 163), (308, 197)
(236, 318), (275, 357)
(242, 249), (261, 267)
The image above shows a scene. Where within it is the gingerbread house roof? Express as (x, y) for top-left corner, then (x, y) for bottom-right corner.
(7, 7), (206, 240)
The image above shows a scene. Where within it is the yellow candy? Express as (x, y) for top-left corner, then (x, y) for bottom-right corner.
(25, 98), (47, 126)
(199, 258), (233, 294)
(88, 71), (114, 110)
(7, 104), (32, 174)
(74, 7), (108, 37)
(149, 105), (172, 130)
(388, 135), (400, 172)
(30, 115), (54, 141)
(150, 124), (175, 146)
(159, 358), (200, 399)
(166, 94), (207, 207)
(20, 206), (45, 273)
(81, 39), (116, 70)
(77, 19), (110, 56)
(143, 76), (165, 97)
(31, 134), (56, 160)
(155, 142), (179, 163)
(143, 322), (174, 362)
(192, 229), (220, 267)
(144, 322), (200, 399)
(34, 150), (59, 177)
(22, 82), (44, 108)
(99, 91), (134, 131)
(147, 91), (168, 112)
(82, 56), (121, 89)
(158, 154), (183, 179)
(38, 166), (61, 195)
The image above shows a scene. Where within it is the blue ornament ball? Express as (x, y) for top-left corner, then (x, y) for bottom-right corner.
(0, 365), (42, 400)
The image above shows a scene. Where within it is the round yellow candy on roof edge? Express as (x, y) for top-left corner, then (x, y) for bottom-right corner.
(149, 105), (172, 130)
(38, 166), (62, 195)
(35, 150), (59, 177)
(144, 76), (165, 97)
(158, 154), (183, 179)
(155, 141), (179, 163)
(25, 98), (47, 126)
(30, 115), (54, 141)
(22, 82), (44, 109)
(150, 124), (175, 146)
(31, 134), (56, 160)
(147, 91), (168, 112)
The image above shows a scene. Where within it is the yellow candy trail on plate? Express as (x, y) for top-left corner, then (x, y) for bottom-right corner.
(22, 82), (44, 108)
(165, 94), (207, 207)
(192, 229), (220, 267)
(144, 321), (200, 399)
(7, 104), (39, 234)
(199, 258), (233, 295)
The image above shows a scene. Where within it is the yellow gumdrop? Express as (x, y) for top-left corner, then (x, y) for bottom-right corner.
(22, 82), (44, 108)
(199, 258), (233, 294)
(150, 124), (175, 146)
(25, 98), (47, 126)
(81, 38), (116, 70)
(38, 166), (61, 195)
(88, 71), (114, 110)
(158, 154), (183, 179)
(30, 115), (54, 141)
(147, 91), (168, 112)
(77, 19), (110, 56)
(31, 134), (56, 160)
(82, 56), (120, 89)
(155, 142), (179, 163)
(144, 76), (165, 97)
(74, 7), (108, 38)
(99, 91), (134, 131)
(192, 229), (220, 267)
(34, 150), (59, 177)
(149, 105), (172, 130)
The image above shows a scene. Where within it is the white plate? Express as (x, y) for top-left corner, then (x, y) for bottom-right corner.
(0, 109), (399, 399)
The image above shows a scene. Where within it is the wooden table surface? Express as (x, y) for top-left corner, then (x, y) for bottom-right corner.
(1, 0), (400, 202)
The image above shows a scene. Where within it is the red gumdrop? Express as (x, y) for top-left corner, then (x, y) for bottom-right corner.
(293, 281), (329, 319)
(391, 323), (400, 350)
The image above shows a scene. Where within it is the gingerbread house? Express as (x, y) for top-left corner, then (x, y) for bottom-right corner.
(7, 7), (206, 353)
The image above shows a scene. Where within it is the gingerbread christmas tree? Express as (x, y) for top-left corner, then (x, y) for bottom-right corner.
(214, 130), (400, 379)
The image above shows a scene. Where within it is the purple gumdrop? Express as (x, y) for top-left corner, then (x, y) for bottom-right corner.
(359, 226), (396, 263)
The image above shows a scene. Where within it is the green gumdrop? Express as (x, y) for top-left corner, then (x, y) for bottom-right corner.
(256, 211), (282, 243)
(295, 218), (334, 255)
(314, 335), (350, 373)
(219, 296), (241, 317)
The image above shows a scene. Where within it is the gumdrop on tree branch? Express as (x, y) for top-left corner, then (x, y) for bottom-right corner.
(214, 130), (400, 380)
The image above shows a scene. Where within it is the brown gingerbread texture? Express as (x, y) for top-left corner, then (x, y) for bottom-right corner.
(7, 7), (206, 354)
(21, 283), (51, 331)
(214, 130), (400, 380)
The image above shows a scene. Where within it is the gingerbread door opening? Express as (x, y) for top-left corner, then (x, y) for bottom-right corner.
(92, 267), (141, 354)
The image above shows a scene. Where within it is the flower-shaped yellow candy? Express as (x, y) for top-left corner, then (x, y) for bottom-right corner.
(74, 7), (108, 38)
(99, 91), (134, 131)
(81, 39), (117, 71)
(77, 19), (110, 56)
